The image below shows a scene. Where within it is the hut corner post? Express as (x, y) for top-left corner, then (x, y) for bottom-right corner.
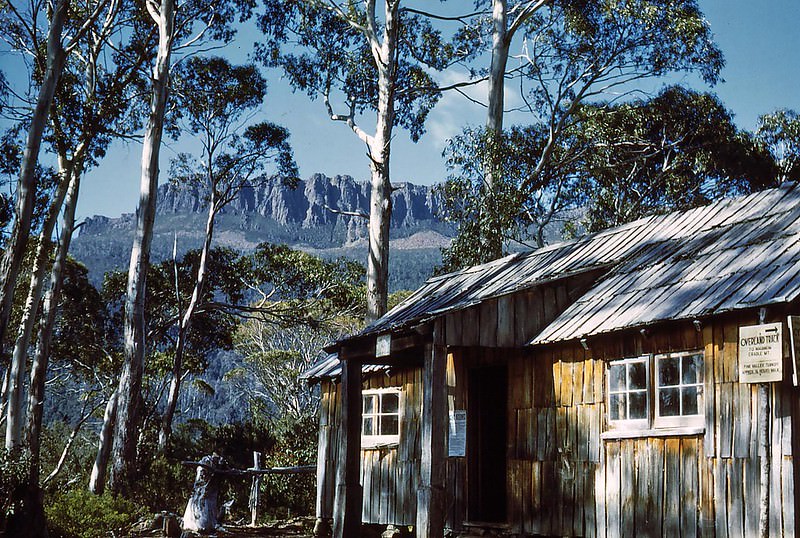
(758, 382), (770, 538)
(417, 320), (447, 536)
(333, 353), (362, 537)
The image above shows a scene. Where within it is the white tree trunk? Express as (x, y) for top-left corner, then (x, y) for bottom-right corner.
(364, 0), (399, 323)
(0, 0), (68, 383)
(110, 0), (175, 495)
(5, 160), (72, 451)
(478, 0), (511, 261)
(486, 0), (509, 137)
(89, 388), (117, 494)
(158, 198), (216, 450)
(26, 169), (80, 484)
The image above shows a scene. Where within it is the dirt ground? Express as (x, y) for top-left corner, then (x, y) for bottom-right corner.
(129, 516), (316, 537)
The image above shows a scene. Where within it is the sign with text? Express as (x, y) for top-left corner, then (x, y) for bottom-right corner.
(448, 410), (467, 457)
(375, 334), (391, 357)
(739, 322), (783, 383)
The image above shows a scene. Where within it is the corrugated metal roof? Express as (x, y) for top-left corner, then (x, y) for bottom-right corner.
(312, 182), (800, 380)
(357, 183), (800, 343)
(530, 182), (800, 344)
(300, 353), (389, 382)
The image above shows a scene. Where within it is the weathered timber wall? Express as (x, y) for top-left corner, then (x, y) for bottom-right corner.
(316, 368), (423, 526)
(444, 270), (601, 349)
(317, 301), (798, 536)
(497, 313), (797, 537)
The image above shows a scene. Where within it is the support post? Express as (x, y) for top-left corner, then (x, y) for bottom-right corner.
(758, 382), (770, 538)
(417, 319), (447, 536)
(333, 353), (362, 537)
(250, 451), (262, 527)
(757, 307), (770, 538)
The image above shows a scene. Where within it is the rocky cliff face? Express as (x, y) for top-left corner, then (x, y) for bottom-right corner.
(74, 174), (451, 290)
(81, 174), (445, 245)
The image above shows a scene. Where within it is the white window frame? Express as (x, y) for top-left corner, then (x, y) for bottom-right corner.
(361, 387), (401, 449)
(607, 355), (650, 431)
(604, 350), (705, 438)
(653, 351), (705, 429)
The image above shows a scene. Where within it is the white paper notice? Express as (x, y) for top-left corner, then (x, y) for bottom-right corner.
(448, 410), (467, 457)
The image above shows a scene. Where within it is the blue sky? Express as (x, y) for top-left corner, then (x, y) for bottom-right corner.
(77, 0), (800, 219)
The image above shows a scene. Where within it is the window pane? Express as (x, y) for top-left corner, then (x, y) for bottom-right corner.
(363, 395), (375, 414)
(609, 393), (626, 420)
(682, 354), (703, 385)
(659, 387), (680, 416)
(629, 392), (647, 419)
(382, 415), (399, 435)
(609, 364), (626, 392)
(382, 393), (399, 414)
(629, 362), (647, 390)
(682, 386), (701, 415)
(363, 416), (374, 436)
(659, 356), (680, 386)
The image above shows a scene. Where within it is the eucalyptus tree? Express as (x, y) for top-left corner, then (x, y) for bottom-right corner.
(257, 0), (464, 321)
(5, 0), (134, 457)
(0, 0), (113, 433)
(110, 0), (257, 495)
(231, 244), (365, 430)
(440, 0), (724, 267)
(95, 247), (247, 492)
(756, 109), (800, 184)
(573, 87), (775, 233)
(157, 56), (297, 451)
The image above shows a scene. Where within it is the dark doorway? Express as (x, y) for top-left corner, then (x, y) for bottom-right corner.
(467, 364), (508, 523)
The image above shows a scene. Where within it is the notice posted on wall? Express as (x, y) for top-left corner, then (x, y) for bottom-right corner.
(739, 322), (783, 383)
(448, 410), (466, 457)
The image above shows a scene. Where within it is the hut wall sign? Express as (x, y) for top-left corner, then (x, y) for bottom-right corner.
(738, 322), (783, 383)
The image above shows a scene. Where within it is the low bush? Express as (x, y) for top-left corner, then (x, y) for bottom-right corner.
(46, 489), (143, 538)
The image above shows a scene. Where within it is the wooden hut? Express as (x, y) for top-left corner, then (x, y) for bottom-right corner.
(306, 182), (800, 537)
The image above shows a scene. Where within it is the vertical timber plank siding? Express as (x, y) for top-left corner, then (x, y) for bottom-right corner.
(704, 323), (716, 457)
(744, 456), (760, 537)
(728, 459), (744, 538)
(479, 299), (497, 347)
(497, 294), (515, 347)
(664, 438), (681, 536)
(620, 440), (635, 538)
(314, 312), (796, 535)
(606, 441), (622, 538)
(699, 445), (715, 538)
(681, 438), (699, 537)
(327, 367), (424, 527)
(461, 307), (480, 347)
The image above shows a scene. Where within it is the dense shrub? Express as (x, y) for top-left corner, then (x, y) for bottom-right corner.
(0, 450), (30, 530)
(46, 489), (143, 538)
(261, 416), (317, 518)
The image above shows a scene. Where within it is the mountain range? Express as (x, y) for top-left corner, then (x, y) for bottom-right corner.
(71, 174), (453, 291)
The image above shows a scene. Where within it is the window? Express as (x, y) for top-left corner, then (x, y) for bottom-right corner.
(606, 351), (704, 436)
(654, 351), (704, 428)
(608, 356), (649, 430)
(361, 388), (401, 448)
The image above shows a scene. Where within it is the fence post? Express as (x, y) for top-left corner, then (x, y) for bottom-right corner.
(250, 451), (262, 527)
